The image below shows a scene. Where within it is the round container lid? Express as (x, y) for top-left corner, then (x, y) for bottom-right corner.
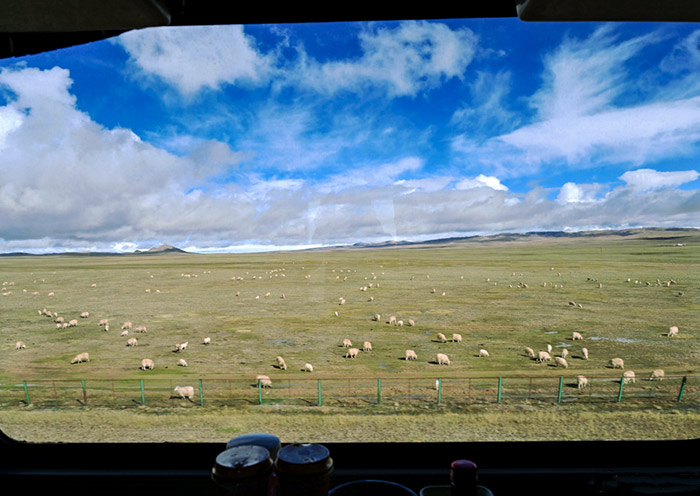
(212, 445), (273, 481)
(450, 459), (478, 487)
(275, 443), (333, 476)
(226, 433), (282, 459)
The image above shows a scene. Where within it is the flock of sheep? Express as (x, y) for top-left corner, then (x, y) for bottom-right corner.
(6, 260), (689, 403)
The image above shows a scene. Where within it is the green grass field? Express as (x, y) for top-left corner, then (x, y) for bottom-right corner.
(1, 228), (698, 443)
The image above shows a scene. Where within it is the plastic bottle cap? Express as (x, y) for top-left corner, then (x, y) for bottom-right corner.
(275, 443), (333, 476)
(450, 459), (478, 487)
(226, 433), (282, 460)
(212, 445), (273, 481)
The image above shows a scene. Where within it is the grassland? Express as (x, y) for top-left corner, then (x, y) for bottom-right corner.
(0, 228), (698, 443)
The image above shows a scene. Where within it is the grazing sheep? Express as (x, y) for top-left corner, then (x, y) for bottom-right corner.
(373, 314), (381, 322)
(479, 349), (490, 357)
(140, 358), (155, 370)
(622, 371), (636, 384)
(668, 326), (679, 337)
(173, 385), (195, 400)
(436, 333), (448, 343)
(98, 319), (109, 326)
(436, 353), (450, 365)
(572, 332), (583, 341)
(15, 341), (26, 350)
(121, 322), (132, 330)
(203, 337), (211, 345)
(363, 341), (372, 352)
(342, 338), (352, 348)
(304, 363), (314, 372)
(649, 369), (665, 381)
(71, 352), (89, 364)
(407, 319), (415, 326)
(276, 356), (287, 370)
(135, 325), (148, 333)
(178, 341), (189, 352)
(68, 319), (78, 327)
(80, 311), (89, 318)
(546, 344), (552, 353)
(388, 316), (397, 325)
(561, 349), (569, 358)
(554, 357), (568, 368)
(120, 330), (129, 337)
(178, 358), (188, 367)
(397, 320), (404, 326)
(256, 375), (272, 388)
(405, 349), (417, 360)
(582, 347), (589, 360)
(537, 351), (552, 363)
(452, 333), (462, 343)
(55, 316), (64, 324)
(608, 357), (624, 369)
(345, 347), (360, 358)
(577, 376), (588, 389)
(524, 346), (535, 359)
(127, 337), (138, 347)
(104, 324), (109, 332)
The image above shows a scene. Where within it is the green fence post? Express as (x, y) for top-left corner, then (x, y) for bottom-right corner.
(377, 378), (382, 404)
(258, 379), (263, 405)
(497, 377), (503, 403)
(617, 378), (624, 403)
(317, 379), (322, 406)
(81, 380), (87, 404)
(437, 378), (442, 404)
(557, 376), (564, 404)
(140, 379), (145, 405)
(23, 381), (30, 405)
(199, 379), (204, 407)
(678, 376), (687, 402)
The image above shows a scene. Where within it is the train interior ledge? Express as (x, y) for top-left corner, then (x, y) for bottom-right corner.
(1, 1), (699, 495)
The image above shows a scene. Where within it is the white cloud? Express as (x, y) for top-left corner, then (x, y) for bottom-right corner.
(557, 182), (602, 204)
(455, 174), (508, 191)
(619, 168), (699, 191)
(117, 25), (273, 95)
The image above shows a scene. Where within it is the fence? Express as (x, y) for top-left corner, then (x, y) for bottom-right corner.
(1, 373), (697, 408)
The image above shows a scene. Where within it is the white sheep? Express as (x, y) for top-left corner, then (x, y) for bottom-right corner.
(363, 341), (372, 352)
(622, 371), (636, 384)
(127, 337), (138, 347)
(388, 316), (397, 325)
(524, 346), (535, 359)
(554, 357), (568, 368)
(98, 319), (109, 326)
(436, 333), (448, 343)
(577, 376), (588, 389)
(68, 319), (78, 327)
(582, 347), (589, 360)
(407, 319), (415, 326)
(256, 375), (272, 388)
(140, 358), (155, 370)
(373, 314), (381, 322)
(452, 333), (462, 343)
(668, 326), (679, 337)
(173, 385), (195, 400)
(80, 311), (89, 318)
(572, 331), (583, 341)
(649, 369), (665, 381)
(55, 316), (64, 324)
(135, 325), (148, 333)
(71, 352), (89, 364)
(120, 330), (129, 337)
(345, 347), (360, 358)
(608, 357), (624, 369)
(304, 363), (314, 372)
(342, 338), (352, 348)
(203, 337), (211, 345)
(276, 356), (287, 370)
(178, 358), (188, 367)
(561, 348), (569, 358)
(121, 322), (132, 330)
(405, 349), (417, 360)
(537, 351), (552, 363)
(479, 349), (490, 357)
(436, 353), (450, 365)
(546, 344), (552, 353)
(15, 341), (26, 350)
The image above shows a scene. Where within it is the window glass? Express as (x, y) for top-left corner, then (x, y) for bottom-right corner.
(0, 18), (698, 443)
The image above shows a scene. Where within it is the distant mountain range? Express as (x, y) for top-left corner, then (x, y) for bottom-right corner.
(0, 228), (697, 256)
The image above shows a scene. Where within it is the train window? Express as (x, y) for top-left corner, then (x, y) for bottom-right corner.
(0, 16), (698, 448)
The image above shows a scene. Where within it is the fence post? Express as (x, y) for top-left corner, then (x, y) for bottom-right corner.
(437, 378), (442, 404)
(497, 377), (503, 403)
(617, 378), (624, 403)
(258, 379), (263, 405)
(557, 376), (564, 404)
(140, 379), (145, 405)
(23, 381), (30, 405)
(199, 379), (204, 407)
(81, 380), (87, 404)
(678, 376), (687, 402)
(317, 379), (322, 406)
(377, 378), (382, 405)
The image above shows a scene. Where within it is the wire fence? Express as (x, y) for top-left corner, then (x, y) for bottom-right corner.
(1, 373), (697, 408)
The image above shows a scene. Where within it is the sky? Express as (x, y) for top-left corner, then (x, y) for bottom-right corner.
(0, 18), (699, 253)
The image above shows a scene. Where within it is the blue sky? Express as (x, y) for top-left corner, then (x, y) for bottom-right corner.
(0, 18), (699, 253)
